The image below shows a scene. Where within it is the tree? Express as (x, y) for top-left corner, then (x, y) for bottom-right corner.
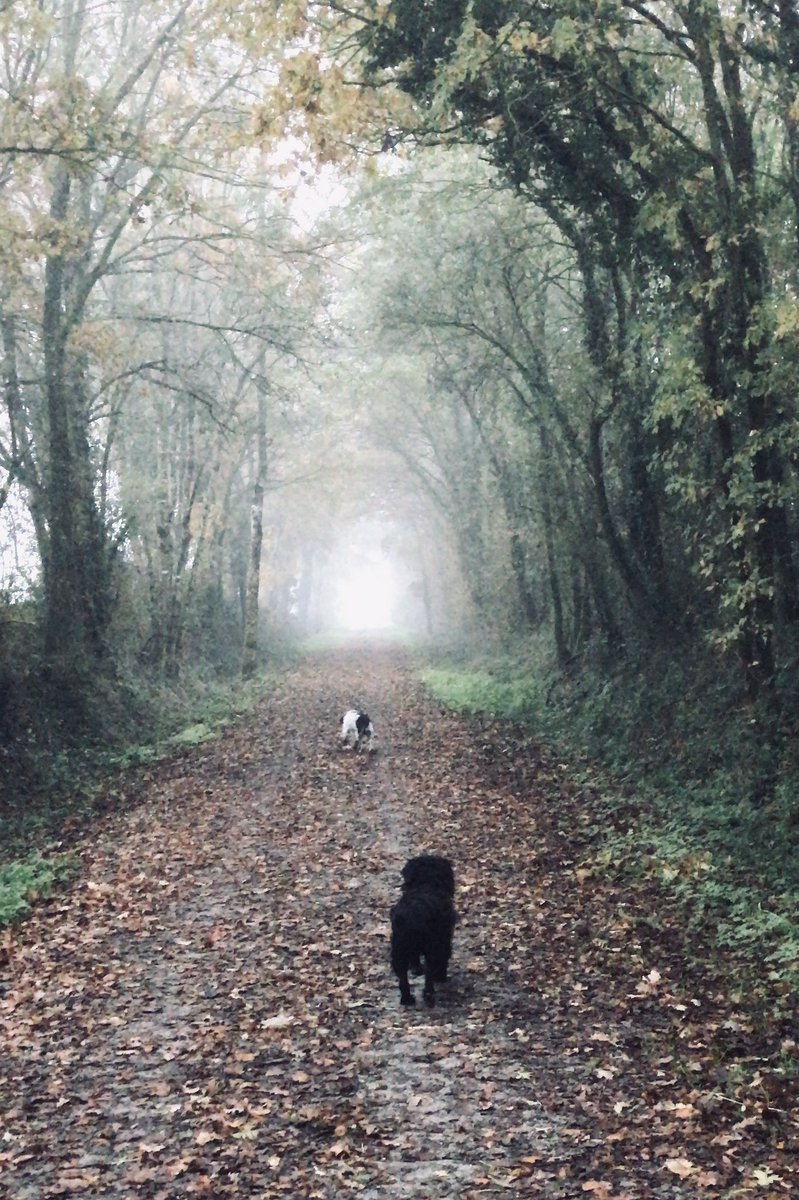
(0, 0), (313, 694)
(333, 152), (684, 657)
(336, 0), (799, 715)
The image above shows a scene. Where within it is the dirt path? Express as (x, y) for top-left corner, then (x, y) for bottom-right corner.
(1, 647), (797, 1198)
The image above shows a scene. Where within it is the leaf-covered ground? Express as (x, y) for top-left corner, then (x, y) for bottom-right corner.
(1, 646), (797, 1199)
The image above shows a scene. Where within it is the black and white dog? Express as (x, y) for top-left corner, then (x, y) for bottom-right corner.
(390, 854), (457, 1007)
(340, 709), (375, 752)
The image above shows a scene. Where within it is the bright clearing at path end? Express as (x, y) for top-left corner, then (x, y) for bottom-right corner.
(334, 561), (398, 630)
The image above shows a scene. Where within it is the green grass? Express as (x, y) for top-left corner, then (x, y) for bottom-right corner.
(0, 853), (79, 926)
(421, 666), (545, 721)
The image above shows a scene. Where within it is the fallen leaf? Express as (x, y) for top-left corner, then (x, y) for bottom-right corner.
(665, 1158), (695, 1178)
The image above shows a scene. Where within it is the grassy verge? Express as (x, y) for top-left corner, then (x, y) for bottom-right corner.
(420, 644), (799, 987)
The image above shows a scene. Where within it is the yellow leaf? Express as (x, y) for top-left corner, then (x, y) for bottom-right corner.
(665, 1158), (695, 1178)
(752, 1166), (782, 1186)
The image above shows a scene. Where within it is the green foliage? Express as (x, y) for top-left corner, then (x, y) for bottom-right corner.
(421, 641), (799, 983)
(75, 675), (263, 774)
(360, 0), (799, 713)
(421, 665), (545, 722)
(166, 722), (214, 749)
(0, 854), (78, 926)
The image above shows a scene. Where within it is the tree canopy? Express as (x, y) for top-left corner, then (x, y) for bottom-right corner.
(2, 0), (799, 804)
(332, 1), (799, 711)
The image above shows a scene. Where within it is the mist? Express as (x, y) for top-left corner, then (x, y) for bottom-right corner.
(2, 0), (799, 789)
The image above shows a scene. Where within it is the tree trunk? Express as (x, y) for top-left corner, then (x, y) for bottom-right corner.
(539, 428), (569, 668)
(42, 167), (113, 681)
(416, 533), (435, 638)
(242, 384), (268, 678)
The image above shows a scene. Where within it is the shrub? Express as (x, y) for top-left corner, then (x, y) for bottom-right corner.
(0, 853), (77, 926)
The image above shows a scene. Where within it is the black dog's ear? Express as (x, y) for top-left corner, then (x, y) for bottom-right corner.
(402, 857), (431, 886)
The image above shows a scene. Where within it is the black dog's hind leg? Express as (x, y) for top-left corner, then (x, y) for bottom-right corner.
(431, 953), (450, 983)
(399, 968), (415, 1006)
(425, 935), (451, 984)
(391, 942), (416, 1005)
(423, 943), (450, 1004)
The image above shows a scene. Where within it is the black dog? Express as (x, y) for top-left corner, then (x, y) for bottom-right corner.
(390, 854), (457, 1007)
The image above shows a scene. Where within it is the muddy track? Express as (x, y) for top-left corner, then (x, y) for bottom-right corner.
(1, 646), (797, 1199)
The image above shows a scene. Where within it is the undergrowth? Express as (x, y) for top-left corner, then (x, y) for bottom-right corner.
(0, 853), (79, 925)
(421, 642), (799, 987)
(0, 668), (265, 873)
